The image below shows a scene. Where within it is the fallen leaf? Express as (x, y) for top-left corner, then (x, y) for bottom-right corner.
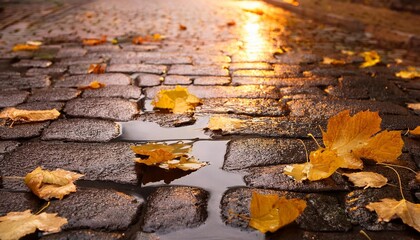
(416, 173), (420, 183)
(77, 81), (106, 90)
(24, 167), (83, 200)
(283, 0), (299, 6)
(410, 126), (420, 136)
(249, 192), (306, 233)
(322, 57), (346, 65)
(132, 36), (145, 45)
(87, 63), (107, 74)
(0, 210), (67, 240)
(341, 50), (355, 56)
(132, 34), (163, 44)
(131, 142), (207, 171)
(82, 35), (107, 46)
(207, 116), (244, 132)
(243, 8), (264, 15)
(366, 198), (420, 232)
(360, 51), (381, 68)
(343, 172), (388, 189)
(396, 66), (420, 79)
(152, 33), (163, 41)
(0, 108), (60, 123)
(152, 86), (201, 113)
(179, 24), (187, 30)
(12, 44), (39, 52)
(227, 21), (236, 26)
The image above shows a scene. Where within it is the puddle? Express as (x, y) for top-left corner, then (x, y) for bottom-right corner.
(116, 116), (211, 141)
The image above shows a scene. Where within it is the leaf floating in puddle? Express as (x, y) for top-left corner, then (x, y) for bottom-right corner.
(0, 210), (67, 240)
(343, 172), (388, 189)
(360, 51), (381, 68)
(131, 142), (207, 171)
(0, 108), (60, 123)
(24, 167), (83, 200)
(77, 81), (106, 90)
(87, 63), (107, 74)
(396, 66), (420, 79)
(152, 86), (201, 114)
(249, 192), (306, 233)
(207, 116), (244, 132)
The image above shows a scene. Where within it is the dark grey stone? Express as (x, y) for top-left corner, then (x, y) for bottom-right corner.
(381, 114), (420, 130)
(137, 112), (196, 127)
(0, 191), (42, 215)
(168, 65), (229, 76)
(0, 90), (29, 108)
(48, 188), (141, 231)
(0, 122), (49, 140)
(224, 138), (318, 170)
(41, 230), (123, 240)
(82, 85), (142, 99)
(16, 101), (65, 111)
(64, 98), (139, 121)
(42, 118), (120, 142)
(0, 141), (137, 189)
(142, 186), (208, 233)
(55, 74), (131, 88)
(26, 67), (67, 76)
(28, 88), (81, 102)
(244, 165), (349, 192)
(12, 59), (52, 68)
(232, 76), (336, 87)
(0, 76), (51, 90)
(56, 48), (87, 58)
(107, 64), (166, 74)
(197, 98), (288, 116)
(0, 141), (20, 154)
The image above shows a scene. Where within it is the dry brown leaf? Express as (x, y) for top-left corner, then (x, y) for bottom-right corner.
(227, 21), (236, 26)
(249, 192), (306, 233)
(152, 86), (201, 114)
(77, 81), (106, 90)
(207, 116), (244, 132)
(0, 108), (60, 123)
(322, 57), (346, 65)
(87, 63), (106, 74)
(366, 198), (420, 232)
(343, 172), (388, 189)
(0, 210), (67, 240)
(360, 51), (381, 68)
(24, 167), (83, 200)
(416, 173), (420, 183)
(82, 35), (107, 46)
(179, 24), (187, 30)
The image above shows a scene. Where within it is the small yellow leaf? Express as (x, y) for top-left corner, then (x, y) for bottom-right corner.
(366, 198), (420, 232)
(411, 126), (420, 136)
(283, 163), (310, 181)
(82, 35), (107, 46)
(322, 57), (346, 65)
(0, 210), (67, 240)
(77, 81), (106, 90)
(0, 108), (60, 123)
(24, 167), (83, 200)
(341, 50), (355, 56)
(152, 86), (201, 114)
(249, 192), (306, 233)
(12, 44), (40, 52)
(360, 51), (381, 68)
(207, 116), (245, 132)
(87, 64), (106, 74)
(343, 172), (388, 189)
(396, 67), (420, 79)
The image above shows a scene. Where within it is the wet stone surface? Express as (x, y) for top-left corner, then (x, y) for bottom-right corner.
(0, 76), (51, 90)
(48, 187), (141, 231)
(142, 186), (209, 234)
(28, 88), (81, 102)
(64, 98), (139, 121)
(137, 112), (196, 127)
(56, 74), (132, 88)
(16, 101), (65, 111)
(41, 230), (124, 240)
(107, 64), (166, 74)
(42, 118), (120, 142)
(0, 191), (42, 215)
(81, 85), (142, 99)
(0, 122), (50, 140)
(0, 141), (20, 154)
(231, 76), (336, 87)
(0, 90), (29, 108)
(168, 65), (229, 76)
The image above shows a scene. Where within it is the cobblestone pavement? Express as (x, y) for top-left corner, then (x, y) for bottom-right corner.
(0, 0), (419, 239)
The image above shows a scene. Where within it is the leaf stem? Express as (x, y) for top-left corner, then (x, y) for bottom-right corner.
(307, 133), (321, 148)
(377, 163), (417, 174)
(359, 230), (372, 240)
(384, 166), (405, 200)
(297, 139), (309, 163)
(35, 201), (50, 215)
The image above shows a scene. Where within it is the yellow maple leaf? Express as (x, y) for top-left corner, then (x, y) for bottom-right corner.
(343, 172), (388, 189)
(396, 67), (420, 79)
(77, 81), (106, 90)
(249, 192), (306, 233)
(410, 126), (420, 136)
(366, 198), (420, 232)
(152, 86), (201, 114)
(360, 51), (381, 68)
(0, 210), (67, 240)
(207, 116), (245, 132)
(87, 64), (106, 74)
(0, 108), (60, 123)
(322, 57), (346, 65)
(24, 167), (83, 200)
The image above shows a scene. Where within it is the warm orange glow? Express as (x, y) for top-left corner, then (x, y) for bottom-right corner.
(240, 14), (272, 61)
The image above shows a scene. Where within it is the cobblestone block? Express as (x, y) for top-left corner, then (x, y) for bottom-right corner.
(28, 88), (81, 102)
(137, 74), (162, 87)
(68, 64), (93, 75)
(48, 188), (141, 231)
(168, 65), (229, 76)
(42, 118), (120, 142)
(12, 59), (52, 68)
(85, 44), (121, 52)
(142, 186), (208, 233)
(56, 73), (131, 87)
(244, 165), (349, 191)
(232, 69), (301, 78)
(0, 90), (28, 107)
(0, 141), (20, 154)
(57, 57), (105, 66)
(120, 44), (159, 52)
(64, 98), (139, 121)
(0, 122), (49, 140)
(56, 47), (87, 58)
(381, 114), (420, 130)
(143, 55), (192, 65)
(191, 55), (231, 64)
(137, 113), (196, 127)
(288, 98), (410, 118)
(0, 191), (42, 215)
(82, 85), (142, 99)
(230, 52), (273, 63)
(269, 52), (320, 64)
(164, 75), (193, 85)
(145, 85), (279, 99)
(196, 98), (288, 116)
(224, 138), (317, 170)
(107, 64), (166, 74)
(194, 76), (230, 85)
(26, 67), (67, 76)
(16, 101), (65, 111)
(279, 87), (326, 98)
(0, 76), (51, 90)
(229, 62), (273, 71)
(41, 230), (123, 240)
(0, 141), (137, 189)
(308, 67), (359, 77)
(232, 76), (336, 87)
